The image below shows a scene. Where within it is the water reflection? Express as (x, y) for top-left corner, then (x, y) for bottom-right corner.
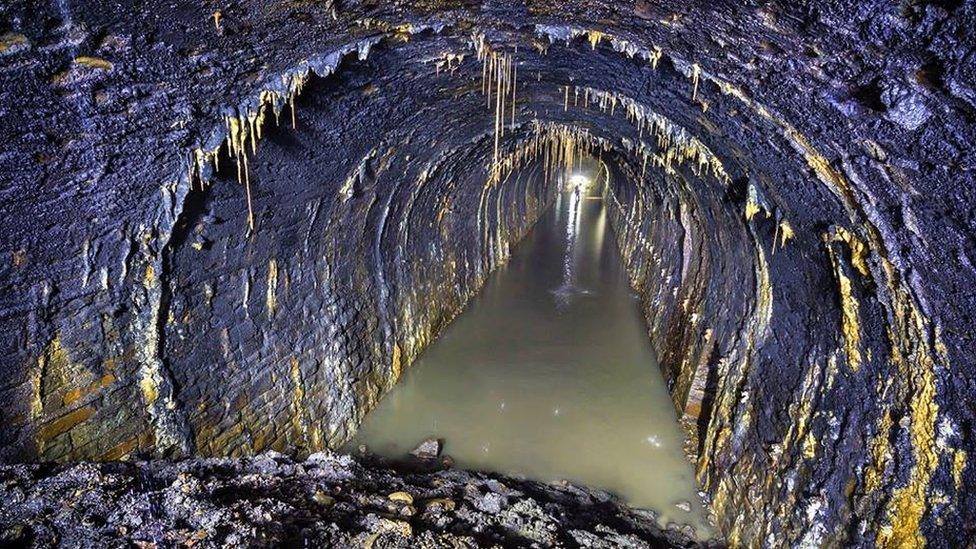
(350, 177), (715, 540)
(554, 182), (585, 309)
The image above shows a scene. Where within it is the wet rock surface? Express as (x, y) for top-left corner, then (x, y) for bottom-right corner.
(0, 451), (718, 548)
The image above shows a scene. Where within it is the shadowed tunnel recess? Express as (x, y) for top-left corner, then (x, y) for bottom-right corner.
(0, 0), (974, 547)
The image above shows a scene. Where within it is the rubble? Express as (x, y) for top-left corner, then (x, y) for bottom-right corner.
(0, 451), (718, 548)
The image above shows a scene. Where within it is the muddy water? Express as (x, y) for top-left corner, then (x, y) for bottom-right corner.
(350, 180), (715, 539)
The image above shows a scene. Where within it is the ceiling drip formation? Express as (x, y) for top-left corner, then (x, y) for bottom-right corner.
(0, 0), (973, 546)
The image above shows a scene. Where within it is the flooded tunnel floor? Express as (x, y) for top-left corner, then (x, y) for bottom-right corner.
(350, 184), (715, 539)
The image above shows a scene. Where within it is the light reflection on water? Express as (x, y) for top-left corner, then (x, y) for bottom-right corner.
(350, 182), (715, 540)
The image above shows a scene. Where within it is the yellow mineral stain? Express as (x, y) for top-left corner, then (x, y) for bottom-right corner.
(697, 357), (740, 486)
(755, 244), (773, 336)
(831, 226), (870, 276)
(707, 71), (947, 548)
(39, 405), (95, 441)
(290, 357), (308, 441)
(98, 435), (142, 461)
(0, 32), (28, 53)
(143, 264), (155, 289)
(390, 343), (402, 384)
(877, 305), (940, 548)
(745, 201), (761, 221)
(802, 430), (817, 459)
(62, 373), (115, 406)
(953, 450), (966, 493)
(837, 273), (861, 370)
(778, 361), (820, 467)
(878, 398), (937, 547)
(826, 240), (862, 371)
(73, 56), (113, 70)
(311, 423), (323, 449)
(864, 409), (893, 494)
(388, 491), (413, 504)
(139, 373), (159, 405)
(779, 220), (794, 247)
(32, 337), (71, 424)
(801, 149), (858, 210)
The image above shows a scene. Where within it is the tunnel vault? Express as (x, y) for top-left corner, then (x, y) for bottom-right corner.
(1, 0), (974, 546)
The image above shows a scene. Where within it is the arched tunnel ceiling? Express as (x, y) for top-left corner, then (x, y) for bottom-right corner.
(1, 0), (974, 546)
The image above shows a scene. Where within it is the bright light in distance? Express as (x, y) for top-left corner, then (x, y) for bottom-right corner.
(568, 173), (591, 189)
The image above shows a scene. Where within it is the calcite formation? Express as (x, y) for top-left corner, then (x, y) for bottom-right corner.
(0, 0), (973, 546)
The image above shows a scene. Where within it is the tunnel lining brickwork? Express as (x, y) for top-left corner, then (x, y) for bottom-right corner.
(1, 1), (973, 546)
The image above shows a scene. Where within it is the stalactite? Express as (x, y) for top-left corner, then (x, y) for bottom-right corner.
(190, 73), (311, 233)
(574, 86), (731, 186)
(779, 220), (794, 246)
(433, 52), (465, 75)
(650, 46), (663, 69)
(587, 30), (604, 49)
(486, 120), (611, 189)
(473, 36), (517, 179)
(745, 183), (764, 220)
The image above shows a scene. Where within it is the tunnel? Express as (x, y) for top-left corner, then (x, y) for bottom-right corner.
(0, 0), (974, 546)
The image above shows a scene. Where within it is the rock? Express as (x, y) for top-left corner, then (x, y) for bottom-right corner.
(881, 79), (931, 130)
(410, 438), (441, 459)
(0, 455), (709, 547)
(0, 33), (30, 56)
(676, 501), (692, 512)
(485, 479), (518, 496)
(424, 498), (456, 512)
(474, 491), (507, 514)
(306, 450), (335, 462)
(248, 454), (280, 475)
(313, 490), (334, 506)
(388, 491), (413, 505)
(73, 56), (114, 71)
